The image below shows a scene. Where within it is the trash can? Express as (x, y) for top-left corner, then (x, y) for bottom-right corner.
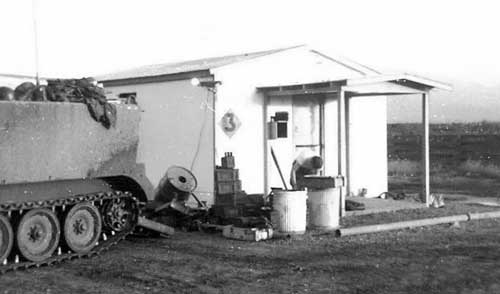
(307, 188), (340, 229)
(270, 190), (307, 235)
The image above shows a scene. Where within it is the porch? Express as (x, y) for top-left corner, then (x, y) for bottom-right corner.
(345, 195), (425, 216)
(258, 73), (451, 215)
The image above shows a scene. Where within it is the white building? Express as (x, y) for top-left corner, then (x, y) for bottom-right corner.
(98, 45), (450, 211)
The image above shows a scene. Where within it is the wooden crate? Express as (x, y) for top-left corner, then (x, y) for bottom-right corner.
(216, 180), (242, 195)
(215, 191), (245, 206)
(215, 168), (239, 182)
(212, 205), (240, 218)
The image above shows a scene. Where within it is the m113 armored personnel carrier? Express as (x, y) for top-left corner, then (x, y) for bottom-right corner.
(0, 79), (198, 273)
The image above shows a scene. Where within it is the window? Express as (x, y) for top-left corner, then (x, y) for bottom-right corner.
(118, 92), (137, 105)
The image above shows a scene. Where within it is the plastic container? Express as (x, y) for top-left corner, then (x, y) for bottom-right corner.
(270, 190), (307, 235)
(307, 188), (340, 229)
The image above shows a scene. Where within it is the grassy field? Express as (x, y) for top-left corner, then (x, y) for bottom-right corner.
(388, 122), (500, 166)
(388, 159), (500, 197)
(388, 122), (500, 197)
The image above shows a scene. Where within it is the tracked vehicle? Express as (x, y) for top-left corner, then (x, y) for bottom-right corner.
(0, 99), (157, 273)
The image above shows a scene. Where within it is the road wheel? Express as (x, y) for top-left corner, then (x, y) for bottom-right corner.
(16, 208), (60, 262)
(64, 203), (102, 253)
(0, 214), (14, 262)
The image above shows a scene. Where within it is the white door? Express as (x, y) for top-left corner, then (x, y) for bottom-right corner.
(292, 95), (323, 170)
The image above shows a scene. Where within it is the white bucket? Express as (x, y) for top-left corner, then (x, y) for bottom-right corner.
(307, 188), (340, 229)
(271, 190), (307, 235)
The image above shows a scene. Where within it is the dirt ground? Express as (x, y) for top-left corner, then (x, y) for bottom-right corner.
(2, 202), (500, 294)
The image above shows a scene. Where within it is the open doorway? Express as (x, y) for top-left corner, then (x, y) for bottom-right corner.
(292, 95), (324, 174)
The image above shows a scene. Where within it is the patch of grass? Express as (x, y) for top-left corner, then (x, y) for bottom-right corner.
(388, 159), (420, 176)
(458, 160), (500, 179)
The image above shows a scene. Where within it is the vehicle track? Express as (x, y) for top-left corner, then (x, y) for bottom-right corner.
(0, 191), (139, 274)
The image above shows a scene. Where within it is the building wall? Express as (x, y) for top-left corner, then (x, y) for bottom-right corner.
(212, 48), (387, 196)
(210, 70), (267, 194)
(324, 95), (339, 176)
(266, 96), (294, 190)
(348, 95), (388, 197)
(102, 47), (389, 202)
(105, 80), (215, 204)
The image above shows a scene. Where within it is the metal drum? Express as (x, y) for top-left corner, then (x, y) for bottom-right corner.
(307, 188), (340, 229)
(155, 166), (197, 203)
(270, 190), (307, 236)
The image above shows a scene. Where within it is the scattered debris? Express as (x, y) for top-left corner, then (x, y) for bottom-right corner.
(139, 166), (209, 234)
(137, 216), (175, 236)
(379, 192), (407, 200)
(430, 193), (445, 208)
(222, 225), (273, 242)
(346, 200), (365, 211)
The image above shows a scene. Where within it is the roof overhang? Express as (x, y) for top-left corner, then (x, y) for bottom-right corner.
(258, 73), (451, 97)
(346, 74), (452, 91)
(99, 70), (212, 87)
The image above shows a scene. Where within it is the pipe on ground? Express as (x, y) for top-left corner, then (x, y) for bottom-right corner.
(137, 216), (175, 235)
(336, 210), (500, 237)
(468, 210), (500, 220)
(336, 214), (469, 237)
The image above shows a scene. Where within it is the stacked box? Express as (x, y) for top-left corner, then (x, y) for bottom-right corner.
(216, 180), (242, 195)
(215, 165), (242, 196)
(212, 205), (240, 218)
(215, 191), (246, 206)
(214, 153), (266, 218)
(215, 168), (239, 182)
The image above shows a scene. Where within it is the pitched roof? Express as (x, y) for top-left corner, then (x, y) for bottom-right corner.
(96, 45), (303, 82)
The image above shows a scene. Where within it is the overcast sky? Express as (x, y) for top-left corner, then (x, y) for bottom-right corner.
(1, 0), (499, 86)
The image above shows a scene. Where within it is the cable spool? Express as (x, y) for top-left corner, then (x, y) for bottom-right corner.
(155, 166), (198, 203)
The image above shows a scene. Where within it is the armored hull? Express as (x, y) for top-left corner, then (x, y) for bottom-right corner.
(0, 101), (151, 272)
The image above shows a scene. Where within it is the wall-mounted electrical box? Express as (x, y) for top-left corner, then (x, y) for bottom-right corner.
(267, 111), (289, 140)
(268, 120), (278, 140)
(275, 111), (288, 138)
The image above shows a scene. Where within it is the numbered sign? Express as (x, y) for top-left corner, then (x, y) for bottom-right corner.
(219, 109), (241, 138)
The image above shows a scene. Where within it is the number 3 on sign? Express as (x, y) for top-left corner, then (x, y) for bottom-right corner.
(219, 109), (241, 138)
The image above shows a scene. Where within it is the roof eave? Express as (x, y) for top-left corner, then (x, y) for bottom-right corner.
(99, 69), (212, 87)
(346, 74), (452, 91)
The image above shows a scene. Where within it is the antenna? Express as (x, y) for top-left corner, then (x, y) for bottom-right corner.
(32, 0), (40, 86)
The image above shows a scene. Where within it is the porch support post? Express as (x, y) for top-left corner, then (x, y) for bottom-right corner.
(338, 88), (347, 216)
(421, 91), (430, 206)
(263, 94), (270, 195)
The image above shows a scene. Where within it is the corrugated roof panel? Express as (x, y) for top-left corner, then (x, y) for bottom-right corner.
(96, 46), (302, 82)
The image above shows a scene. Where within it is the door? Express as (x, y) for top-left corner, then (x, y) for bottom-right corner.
(292, 95), (324, 172)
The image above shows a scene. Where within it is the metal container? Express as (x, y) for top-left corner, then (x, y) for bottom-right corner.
(155, 166), (197, 203)
(271, 190), (307, 235)
(307, 188), (340, 229)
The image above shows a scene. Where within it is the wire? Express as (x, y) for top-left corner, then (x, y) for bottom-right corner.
(190, 89), (212, 171)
